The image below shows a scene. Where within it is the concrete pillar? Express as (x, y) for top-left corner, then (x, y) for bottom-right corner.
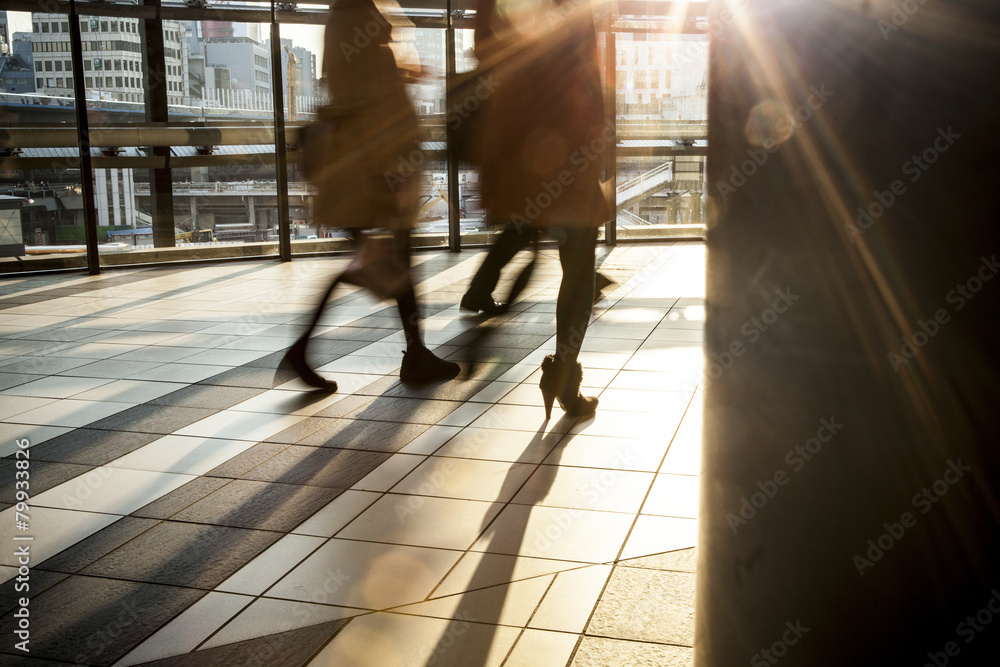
(110, 168), (121, 227)
(94, 169), (109, 227)
(122, 169), (135, 228)
(699, 1), (1000, 665)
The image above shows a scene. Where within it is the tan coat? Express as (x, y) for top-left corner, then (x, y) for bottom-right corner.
(306, 0), (421, 229)
(475, 0), (612, 228)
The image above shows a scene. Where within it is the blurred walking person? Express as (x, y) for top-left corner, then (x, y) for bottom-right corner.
(283, 0), (460, 390)
(466, 0), (612, 417)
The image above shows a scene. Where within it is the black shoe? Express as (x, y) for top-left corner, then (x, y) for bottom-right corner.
(400, 346), (461, 384)
(460, 293), (507, 315)
(280, 338), (338, 392)
(539, 354), (598, 420)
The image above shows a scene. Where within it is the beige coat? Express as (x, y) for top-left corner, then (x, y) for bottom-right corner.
(306, 0), (421, 229)
(475, 0), (612, 228)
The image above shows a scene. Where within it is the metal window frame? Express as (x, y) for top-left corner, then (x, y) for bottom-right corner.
(2, 0), (707, 275)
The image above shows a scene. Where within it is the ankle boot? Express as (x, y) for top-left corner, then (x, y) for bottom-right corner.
(539, 354), (598, 419)
(280, 337), (338, 392)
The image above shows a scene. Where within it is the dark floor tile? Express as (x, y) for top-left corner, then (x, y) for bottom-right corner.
(139, 619), (348, 667)
(349, 396), (462, 425)
(465, 361), (515, 383)
(240, 446), (391, 488)
(0, 570), (68, 616)
(351, 375), (400, 396)
(39, 517), (161, 574)
(0, 294), (55, 304)
(0, 373), (45, 391)
(84, 404), (217, 434)
(445, 346), (535, 364)
(340, 314), (403, 330)
(200, 366), (298, 389)
(383, 379), (491, 403)
(0, 460), (93, 503)
(25, 429), (162, 466)
(80, 521), (282, 589)
(148, 385), (266, 410)
(171, 480), (341, 532)
(299, 418), (429, 453)
(450, 331), (552, 349)
(313, 327), (391, 343)
(264, 417), (339, 445)
(242, 350), (288, 369)
(0, 653), (72, 666)
(204, 442), (289, 477)
(132, 476), (233, 520)
(0, 575), (204, 666)
(303, 338), (371, 358)
(312, 394), (375, 419)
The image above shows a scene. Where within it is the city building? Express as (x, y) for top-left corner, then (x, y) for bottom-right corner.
(29, 13), (188, 105)
(0, 33), (34, 94)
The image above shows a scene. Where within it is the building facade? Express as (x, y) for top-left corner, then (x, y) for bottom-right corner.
(29, 13), (188, 105)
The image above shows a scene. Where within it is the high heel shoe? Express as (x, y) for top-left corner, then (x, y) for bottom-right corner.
(280, 337), (338, 392)
(539, 354), (598, 420)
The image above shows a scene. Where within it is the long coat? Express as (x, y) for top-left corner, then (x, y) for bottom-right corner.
(475, 0), (612, 228)
(306, 0), (421, 230)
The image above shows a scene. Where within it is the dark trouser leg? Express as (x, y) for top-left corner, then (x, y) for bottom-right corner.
(390, 228), (423, 350)
(466, 224), (535, 299)
(555, 226), (598, 366)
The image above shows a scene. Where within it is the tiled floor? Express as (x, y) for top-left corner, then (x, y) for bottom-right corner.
(0, 241), (704, 666)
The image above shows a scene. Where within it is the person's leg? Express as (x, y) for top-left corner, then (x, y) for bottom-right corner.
(555, 226), (598, 366)
(462, 223), (533, 311)
(392, 228), (461, 383)
(390, 228), (423, 350)
(539, 225), (598, 418)
(279, 240), (347, 391)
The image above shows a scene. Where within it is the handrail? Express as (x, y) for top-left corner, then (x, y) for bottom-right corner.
(0, 125), (311, 149)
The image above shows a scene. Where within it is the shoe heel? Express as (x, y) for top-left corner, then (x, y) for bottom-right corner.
(541, 387), (555, 420)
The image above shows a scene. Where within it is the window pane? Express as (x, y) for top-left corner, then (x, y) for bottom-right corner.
(615, 29), (708, 240)
(0, 10), (88, 273)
